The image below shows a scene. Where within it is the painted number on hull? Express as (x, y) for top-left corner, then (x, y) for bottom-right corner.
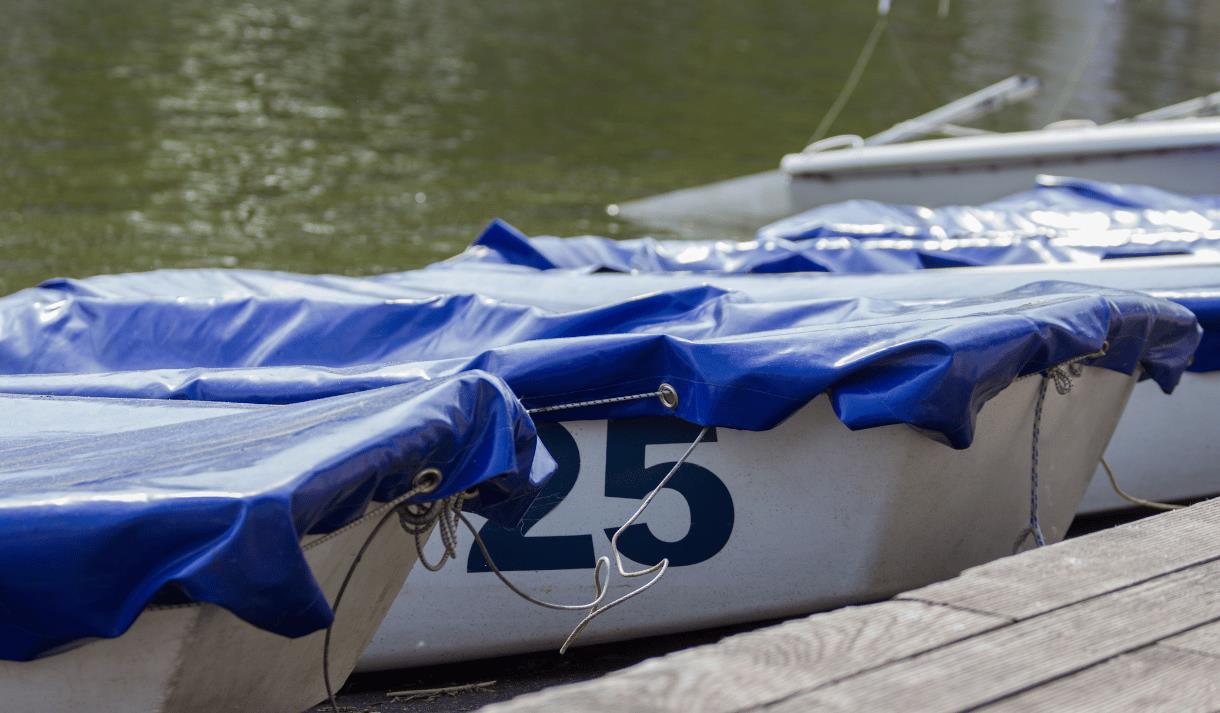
(468, 418), (735, 572)
(467, 423), (594, 572)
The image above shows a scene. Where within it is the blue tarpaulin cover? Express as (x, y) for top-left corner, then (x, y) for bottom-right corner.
(758, 175), (1220, 244)
(370, 261), (1220, 373)
(444, 177), (1219, 274)
(446, 218), (1103, 273)
(0, 373), (547, 660)
(22, 254), (1220, 373)
(0, 279), (1200, 446)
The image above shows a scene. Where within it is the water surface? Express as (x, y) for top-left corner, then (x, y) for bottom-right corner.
(1, 0), (1216, 292)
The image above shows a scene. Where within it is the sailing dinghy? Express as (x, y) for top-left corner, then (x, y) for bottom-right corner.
(778, 117), (1220, 217)
(446, 177), (1220, 275)
(420, 177), (1220, 514)
(0, 276), (1198, 668)
(615, 77), (1220, 233)
(0, 375), (545, 713)
(399, 257), (1220, 516)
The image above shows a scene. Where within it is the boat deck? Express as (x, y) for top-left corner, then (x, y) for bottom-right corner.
(478, 496), (1220, 712)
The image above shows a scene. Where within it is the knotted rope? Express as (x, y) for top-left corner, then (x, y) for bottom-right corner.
(456, 426), (709, 654)
(1013, 345), (1107, 553)
(321, 468), (455, 713)
(431, 383), (704, 653)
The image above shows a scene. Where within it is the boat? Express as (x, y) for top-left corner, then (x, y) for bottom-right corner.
(416, 177), (1220, 515)
(780, 118), (1220, 219)
(445, 176), (1220, 275)
(615, 79), (1220, 234)
(0, 274), (1199, 669)
(371, 362), (1136, 667)
(397, 257), (1220, 516)
(17, 179), (1217, 519)
(755, 173), (1220, 252)
(15, 202), (1218, 519)
(0, 375), (545, 713)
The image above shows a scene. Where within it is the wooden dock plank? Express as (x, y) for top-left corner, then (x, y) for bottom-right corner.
(478, 499), (1220, 713)
(769, 559), (1220, 713)
(478, 601), (1004, 713)
(899, 497), (1220, 619)
(1161, 619), (1220, 658)
(977, 645), (1220, 713)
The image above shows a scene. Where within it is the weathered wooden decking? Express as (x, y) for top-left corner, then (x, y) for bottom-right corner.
(480, 497), (1220, 712)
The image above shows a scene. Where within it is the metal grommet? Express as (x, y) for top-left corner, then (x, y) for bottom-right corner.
(413, 467), (443, 494)
(461, 486), (480, 501)
(657, 383), (679, 409)
(1100, 340), (1110, 356)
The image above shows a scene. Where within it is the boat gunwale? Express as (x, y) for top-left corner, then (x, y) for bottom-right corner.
(780, 118), (1220, 176)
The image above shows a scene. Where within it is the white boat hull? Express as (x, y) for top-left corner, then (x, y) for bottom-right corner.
(362, 366), (1135, 670)
(782, 118), (1220, 211)
(1082, 371), (1220, 512)
(619, 119), (1220, 231)
(1, 508), (425, 713)
(786, 146), (1220, 211)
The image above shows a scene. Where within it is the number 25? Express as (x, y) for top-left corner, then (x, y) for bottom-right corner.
(468, 418), (735, 572)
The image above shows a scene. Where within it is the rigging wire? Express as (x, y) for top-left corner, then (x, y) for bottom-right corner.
(884, 21), (935, 104)
(1045, 0), (1113, 124)
(807, 3), (890, 146)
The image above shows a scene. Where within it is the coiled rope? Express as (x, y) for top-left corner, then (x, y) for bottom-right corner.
(322, 383), (699, 710)
(321, 468), (451, 713)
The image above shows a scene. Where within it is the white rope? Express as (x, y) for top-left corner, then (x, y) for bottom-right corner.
(303, 481), (433, 552)
(559, 426), (710, 651)
(1101, 457), (1185, 511)
(1045, 0), (1112, 124)
(884, 24), (934, 104)
(320, 416), (708, 710)
(457, 427), (711, 654)
(459, 512), (610, 613)
(324, 470), (444, 713)
(403, 491), (472, 572)
(806, 9), (889, 147)
(1016, 344), (1109, 385)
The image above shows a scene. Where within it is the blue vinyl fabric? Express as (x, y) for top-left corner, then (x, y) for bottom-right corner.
(0, 278), (1200, 448)
(0, 373), (548, 661)
(376, 261), (1220, 373)
(444, 177), (1219, 274)
(445, 218), (1101, 274)
(759, 175), (1220, 245)
(984, 175), (1220, 212)
(25, 255), (1220, 372)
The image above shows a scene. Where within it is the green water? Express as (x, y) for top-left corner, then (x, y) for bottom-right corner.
(1, 0), (1216, 293)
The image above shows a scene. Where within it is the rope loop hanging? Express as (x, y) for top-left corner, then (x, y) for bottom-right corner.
(1013, 343), (1108, 554)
